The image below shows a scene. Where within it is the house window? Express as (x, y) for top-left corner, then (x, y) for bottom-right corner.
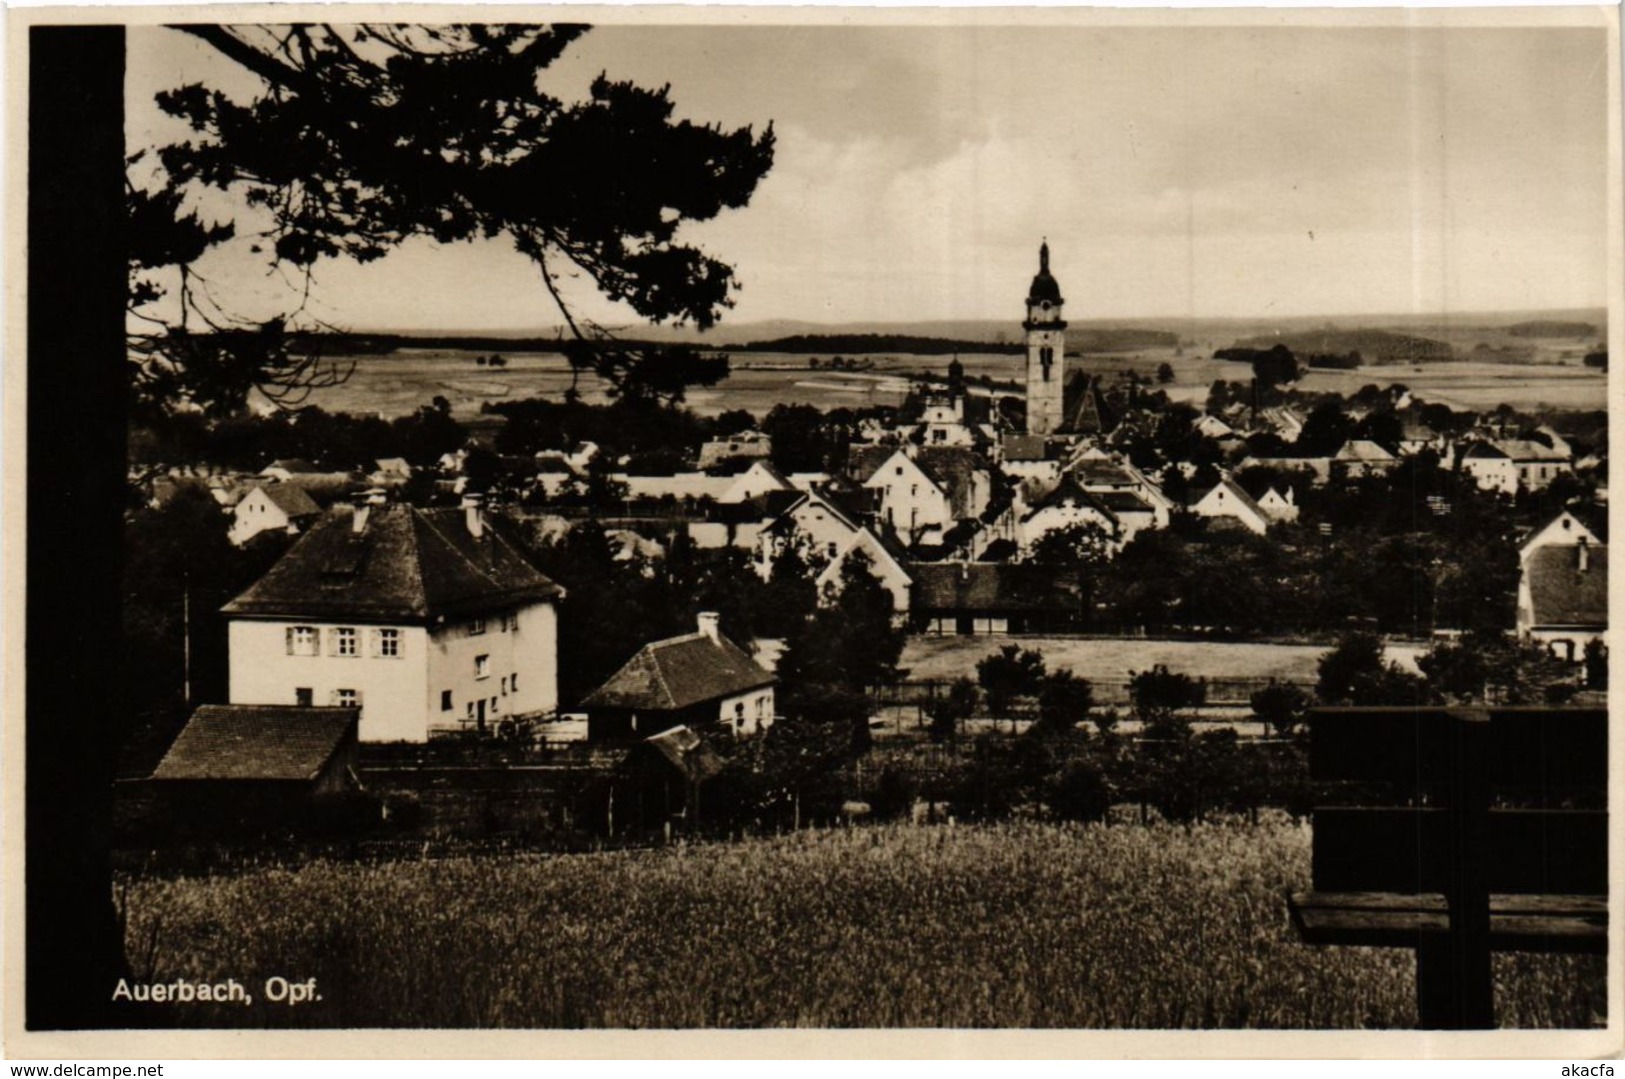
(505, 612), (519, 633)
(287, 626), (319, 656)
(295, 687), (313, 707)
(491, 696), (500, 714)
(467, 701), (475, 722)
(376, 628), (401, 658)
(734, 701), (746, 727)
(475, 654), (491, 679)
(335, 627), (358, 657)
(469, 617), (487, 636)
(511, 672), (519, 693)
(440, 690), (453, 712)
(500, 675), (508, 696)
(332, 688), (359, 707)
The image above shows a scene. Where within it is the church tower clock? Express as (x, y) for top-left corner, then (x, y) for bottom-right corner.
(1023, 240), (1067, 436)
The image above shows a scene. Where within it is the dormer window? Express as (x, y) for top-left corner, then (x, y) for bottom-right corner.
(469, 617), (487, 636)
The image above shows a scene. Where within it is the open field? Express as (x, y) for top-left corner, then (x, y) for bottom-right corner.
(119, 819), (1601, 1028)
(275, 347), (1606, 420)
(899, 635), (1426, 687)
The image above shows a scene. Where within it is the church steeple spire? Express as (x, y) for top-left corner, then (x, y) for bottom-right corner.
(1022, 239), (1067, 436)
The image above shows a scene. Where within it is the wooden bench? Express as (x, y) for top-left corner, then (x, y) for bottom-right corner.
(1287, 706), (1607, 1028)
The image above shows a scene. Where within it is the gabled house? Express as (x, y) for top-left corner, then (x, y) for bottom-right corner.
(1333, 439), (1399, 478)
(1017, 476), (1121, 555)
(756, 488), (867, 571)
(580, 613), (776, 741)
(719, 459), (795, 504)
(152, 704), (360, 796)
(146, 704), (362, 833)
(221, 494), (565, 743)
(1461, 439), (1573, 495)
(862, 446), (991, 547)
(1255, 486), (1300, 523)
(1517, 541), (1607, 662)
(815, 526), (915, 616)
(1520, 509), (1606, 567)
(227, 483), (322, 546)
(1189, 477), (1273, 535)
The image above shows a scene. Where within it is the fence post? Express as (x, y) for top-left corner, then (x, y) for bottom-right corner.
(1415, 709), (1494, 1029)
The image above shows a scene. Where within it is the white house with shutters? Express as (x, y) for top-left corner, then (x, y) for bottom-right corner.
(221, 495), (565, 743)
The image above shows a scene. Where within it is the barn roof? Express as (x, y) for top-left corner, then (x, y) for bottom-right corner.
(222, 502), (563, 623)
(151, 705), (358, 782)
(1525, 545), (1608, 628)
(252, 482), (322, 518)
(910, 562), (1083, 613)
(581, 630), (775, 712)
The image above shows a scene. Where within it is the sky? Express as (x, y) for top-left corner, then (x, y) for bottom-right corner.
(126, 19), (1614, 334)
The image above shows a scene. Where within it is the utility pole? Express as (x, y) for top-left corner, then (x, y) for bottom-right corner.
(182, 569), (192, 707)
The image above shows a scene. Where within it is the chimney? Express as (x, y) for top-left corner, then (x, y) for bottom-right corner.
(697, 611), (722, 643)
(352, 487), (386, 534)
(1577, 536), (1589, 573)
(462, 492), (485, 540)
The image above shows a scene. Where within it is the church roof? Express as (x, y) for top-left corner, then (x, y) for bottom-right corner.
(1026, 241), (1064, 306)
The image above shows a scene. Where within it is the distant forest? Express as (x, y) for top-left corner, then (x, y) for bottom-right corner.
(1507, 320), (1598, 339)
(694, 328), (1178, 354)
(1233, 329), (1454, 365)
(279, 327), (1182, 358)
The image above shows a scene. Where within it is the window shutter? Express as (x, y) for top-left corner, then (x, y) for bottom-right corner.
(370, 628), (381, 657)
(285, 627), (295, 655)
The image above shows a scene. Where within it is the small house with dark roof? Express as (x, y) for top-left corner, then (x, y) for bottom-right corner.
(146, 705), (361, 833)
(612, 725), (729, 834)
(1332, 439), (1399, 479)
(1517, 542), (1607, 662)
(910, 562), (1086, 634)
(580, 613), (776, 741)
(221, 494), (565, 743)
(228, 482), (323, 547)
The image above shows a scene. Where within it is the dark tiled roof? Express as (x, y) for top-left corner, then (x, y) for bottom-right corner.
(222, 503), (563, 623)
(846, 444), (899, 484)
(1526, 546), (1608, 627)
(914, 447), (985, 515)
(1061, 375), (1116, 435)
(1093, 490), (1154, 514)
(1024, 476), (1117, 523)
(1069, 458), (1136, 488)
(1001, 434), (1054, 462)
(630, 725), (728, 784)
(581, 631), (775, 712)
(255, 483), (322, 518)
(151, 705), (357, 782)
(910, 562), (1082, 612)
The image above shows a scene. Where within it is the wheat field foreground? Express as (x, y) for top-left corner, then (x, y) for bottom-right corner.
(119, 819), (1604, 1029)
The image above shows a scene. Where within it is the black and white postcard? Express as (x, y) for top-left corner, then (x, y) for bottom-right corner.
(6, 4), (1622, 1060)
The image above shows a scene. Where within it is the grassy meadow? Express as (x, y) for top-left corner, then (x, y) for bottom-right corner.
(118, 818), (1603, 1029)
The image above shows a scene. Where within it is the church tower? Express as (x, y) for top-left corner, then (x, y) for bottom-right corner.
(1023, 240), (1067, 436)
